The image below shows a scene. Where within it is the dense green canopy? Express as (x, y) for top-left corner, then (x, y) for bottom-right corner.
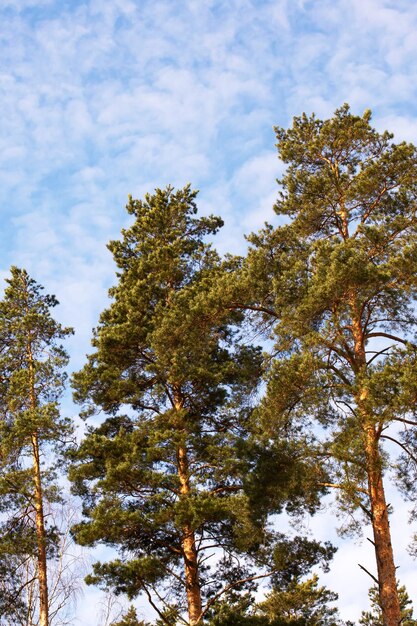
(233, 105), (417, 626)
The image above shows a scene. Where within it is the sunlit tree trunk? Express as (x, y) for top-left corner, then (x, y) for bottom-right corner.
(28, 345), (49, 626)
(351, 304), (401, 626)
(175, 394), (202, 625)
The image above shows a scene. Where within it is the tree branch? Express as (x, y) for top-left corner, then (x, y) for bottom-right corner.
(232, 302), (279, 319)
(366, 345), (392, 366)
(392, 416), (417, 427)
(381, 434), (417, 465)
(141, 583), (176, 626)
(358, 563), (379, 585)
(318, 482), (369, 495)
(366, 332), (414, 347)
(197, 571), (274, 623)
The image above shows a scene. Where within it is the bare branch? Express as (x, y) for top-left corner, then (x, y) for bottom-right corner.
(231, 302), (279, 319)
(366, 332), (414, 347)
(392, 416), (417, 427)
(141, 584), (174, 626)
(381, 435), (417, 465)
(358, 563), (379, 585)
(366, 346), (392, 366)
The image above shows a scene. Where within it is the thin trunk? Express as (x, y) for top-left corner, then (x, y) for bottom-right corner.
(174, 395), (202, 626)
(351, 305), (401, 626)
(31, 433), (49, 626)
(28, 344), (49, 626)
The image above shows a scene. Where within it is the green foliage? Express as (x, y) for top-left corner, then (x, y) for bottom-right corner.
(0, 267), (73, 619)
(0, 552), (28, 624)
(359, 584), (417, 625)
(111, 605), (150, 626)
(239, 105), (417, 520)
(70, 186), (335, 622)
(258, 575), (341, 626)
(205, 535), (341, 626)
(70, 186), (273, 619)
(230, 105), (417, 626)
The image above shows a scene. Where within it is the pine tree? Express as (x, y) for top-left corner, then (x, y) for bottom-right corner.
(111, 606), (150, 626)
(258, 575), (340, 626)
(234, 105), (417, 626)
(360, 584), (417, 626)
(69, 186), (274, 625)
(207, 536), (344, 626)
(70, 186), (330, 625)
(258, 536), (341, 626)
(0, 267), (73, 626)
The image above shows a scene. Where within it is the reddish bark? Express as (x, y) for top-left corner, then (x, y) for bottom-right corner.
(175, 395), (202, 625)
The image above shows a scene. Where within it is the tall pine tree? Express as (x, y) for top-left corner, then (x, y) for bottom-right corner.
(232, 105), (417, 626)
(70, 186), (268, 625)
(0, 267), (73, 626)
(70, 186), (326, 625)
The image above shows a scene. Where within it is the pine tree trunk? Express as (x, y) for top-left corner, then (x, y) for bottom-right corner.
(178, 446), (202, 625)
(28, 342), (49, 626)
(31, 433), (49, 626)
(351, 306), (401, 626)
(363, 421), (401, 626)
(175, 395), (202, 625)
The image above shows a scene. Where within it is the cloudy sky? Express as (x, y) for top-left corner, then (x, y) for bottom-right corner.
(2, 0), (417, 623)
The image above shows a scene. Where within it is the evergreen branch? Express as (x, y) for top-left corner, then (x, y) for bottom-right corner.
(188, 462), (218, 477)
(355, 182), (390, 232)
(136, 403), (162, 414)
(197, 571), (275, 623)
(318, 482), (369, 495)
(208, 484), (242, 495)
(368, 216), (417, 259)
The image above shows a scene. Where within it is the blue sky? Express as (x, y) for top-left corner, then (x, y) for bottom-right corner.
(2, 0), (417, 623)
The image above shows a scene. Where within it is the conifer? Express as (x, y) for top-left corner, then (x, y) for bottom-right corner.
(0, 267), (73, 626)
(236, 105), (417, 626)
(70, 186), (271, 625)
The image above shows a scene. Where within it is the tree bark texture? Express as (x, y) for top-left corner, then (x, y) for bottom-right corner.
(31, 433), (49, 626)
(175, 395), (202, 626)
(28, 344), (49, 626)
(351, 305), (401, 626)
(363, 422), (401, 626)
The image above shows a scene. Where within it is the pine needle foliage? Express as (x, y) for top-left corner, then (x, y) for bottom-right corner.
(236, 105), (417, 626)
(70, 186), (274, 625)
(111, 605), (150, 626)
(0, 267), (73, 625)
(359, 584), (417, 626)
